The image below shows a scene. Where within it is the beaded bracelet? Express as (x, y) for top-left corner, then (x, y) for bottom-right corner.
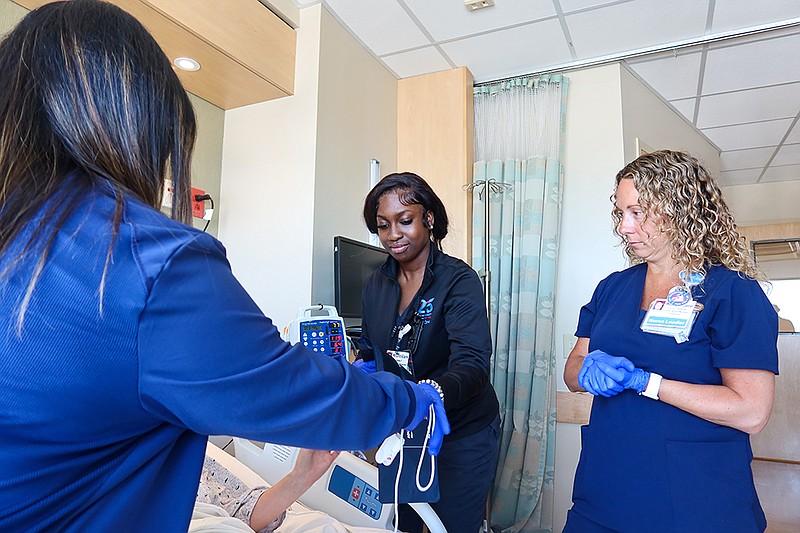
(419, 379), (444, 404)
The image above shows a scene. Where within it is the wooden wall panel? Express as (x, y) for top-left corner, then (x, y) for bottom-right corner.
(751, 335), (800, 463)
(143, 0), (295, 95)
(397, 67), (474, 262)
(11, 0), (295, 109)
(739, 222), (800, 244)
(556, 390), (593, 425)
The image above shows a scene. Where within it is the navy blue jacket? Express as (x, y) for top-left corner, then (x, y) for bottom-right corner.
(361, 242), (499, 440)
(0, 176), (417, 532)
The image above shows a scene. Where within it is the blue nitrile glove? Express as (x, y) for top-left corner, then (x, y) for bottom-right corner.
(577, 350), (635, 397)
(617, 366), (651, 394)
(354, 337), (379, 374)
(352, 359), (377, 374)
(406, 381), (450, 456)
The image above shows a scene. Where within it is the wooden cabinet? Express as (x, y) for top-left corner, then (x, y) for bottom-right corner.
(11, 0), (296, 109)
(752, 335), (800, 462)
(397, 67), (475, 261)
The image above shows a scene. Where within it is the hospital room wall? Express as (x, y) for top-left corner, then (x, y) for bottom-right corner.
(186, 93), (224, 236)
(552, 63), (719, 532)
(218, 4), (397, 329)
(310, 6), (398, 311)
(0, 0), (24, 32)
(0, 0), (225, 234)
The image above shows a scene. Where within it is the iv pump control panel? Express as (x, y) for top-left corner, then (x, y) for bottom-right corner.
(285, 305), (348, 359)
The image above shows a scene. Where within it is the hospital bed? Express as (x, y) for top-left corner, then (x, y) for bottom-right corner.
(228, 438), (446, 533)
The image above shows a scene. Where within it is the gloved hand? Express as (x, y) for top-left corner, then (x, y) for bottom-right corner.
(577, 350), (635, 397)
(351, 359), (377, 374)
(617, 366), (651, 394)
(405, 381), (450, 456)
(354, 337), (379, 375)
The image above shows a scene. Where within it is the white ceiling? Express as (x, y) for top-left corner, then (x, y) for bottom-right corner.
(289, 0), (800, 189)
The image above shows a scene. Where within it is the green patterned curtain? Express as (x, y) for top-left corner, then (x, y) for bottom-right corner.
(472, 75), (568, 533)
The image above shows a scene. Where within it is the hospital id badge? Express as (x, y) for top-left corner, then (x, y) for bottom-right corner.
(387, 350), (412, 374)
(640, 298), (698, 343)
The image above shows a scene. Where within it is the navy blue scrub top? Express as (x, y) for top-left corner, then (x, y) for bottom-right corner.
(570, 263), (778, 533)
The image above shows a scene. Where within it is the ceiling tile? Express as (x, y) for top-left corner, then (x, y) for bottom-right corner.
(626, 51), (702, 100)
(785, 120), (800, 143)
(324, 0), (430, 56)
(707, 25), (800, 49)
(669, 98), (696, 123)
(696, 83), (800, 129)
(404, 0), (556, 42)
(566, 0), (709, 59)
(761, 164), (800, 183)
(703, 32), (800, 94)
(381, 46), (453, 79)
(711, 0), (800, 33)
(560, 0), (636, 13)
(717, 168), (763, 186)
(771, 143), (800, 166)
(701, 119), (794, 151)
(441, 19), (572, 83)
(720, 147), (776, 171)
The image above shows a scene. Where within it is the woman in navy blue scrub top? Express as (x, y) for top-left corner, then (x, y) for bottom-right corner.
(563, 150), (778, 533)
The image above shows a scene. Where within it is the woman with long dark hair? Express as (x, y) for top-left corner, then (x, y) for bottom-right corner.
(0, 2), (446, 530)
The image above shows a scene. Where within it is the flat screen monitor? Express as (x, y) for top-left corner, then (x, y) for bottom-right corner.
(334, 236), (388, 319)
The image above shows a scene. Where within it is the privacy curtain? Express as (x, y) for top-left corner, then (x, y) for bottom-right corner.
(472, 75), (568, 533)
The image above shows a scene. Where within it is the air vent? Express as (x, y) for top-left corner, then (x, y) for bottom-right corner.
(465, 0), (495, 11)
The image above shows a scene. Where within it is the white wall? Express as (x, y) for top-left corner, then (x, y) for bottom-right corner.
(0, 0), (25, 34)
(219, 4), (398, 328)
(187, 94), (224, 236)
(723, 180), (800, 226)
(310, 7), (397, 307)
(620, 64), (720, 174)
(552, 62), (720, 532)
(219, 6), (321, 329)
(552, 64), (628, 533)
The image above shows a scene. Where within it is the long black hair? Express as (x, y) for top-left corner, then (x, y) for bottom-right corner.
(363, 172), (449, 249)
(0, 0), (197, 328)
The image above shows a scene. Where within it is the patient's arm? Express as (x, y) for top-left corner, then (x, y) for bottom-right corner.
(248, 449), (339, 532)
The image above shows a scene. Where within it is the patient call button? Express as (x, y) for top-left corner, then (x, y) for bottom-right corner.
(351, 487), (361, 500)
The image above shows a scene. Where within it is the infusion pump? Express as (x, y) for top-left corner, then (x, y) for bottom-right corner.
(283, 305), (349, 360)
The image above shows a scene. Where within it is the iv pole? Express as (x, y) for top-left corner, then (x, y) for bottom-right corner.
(463, 178), (512, 313)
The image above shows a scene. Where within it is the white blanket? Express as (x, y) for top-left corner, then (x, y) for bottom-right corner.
(189, 501), (397, 533)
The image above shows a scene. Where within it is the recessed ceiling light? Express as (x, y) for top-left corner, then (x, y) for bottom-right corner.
(173, 57), (200, 72)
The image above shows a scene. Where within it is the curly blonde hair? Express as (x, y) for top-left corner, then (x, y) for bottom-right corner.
(611, 150), (763, 280)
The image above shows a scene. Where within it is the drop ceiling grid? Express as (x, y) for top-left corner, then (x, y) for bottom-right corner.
(702, 32), (800, 95)
(381, 46), (453, 80)
(402, 0), (556, 42)
(710, 0), (800, 33)
(287, 0), (800, 187)
(720, 147), (776, 171)
(440, 18), (573, 83)
(696, 83), (800, 129)
(627, 52), (703, 101)
(702, 119), (795, 152)
(564, 0), (709, 59)
(323, 0), (429, 56)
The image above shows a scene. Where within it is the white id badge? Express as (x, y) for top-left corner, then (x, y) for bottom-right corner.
(640, 298), (698, 343)
(387, 350), (411, 373)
